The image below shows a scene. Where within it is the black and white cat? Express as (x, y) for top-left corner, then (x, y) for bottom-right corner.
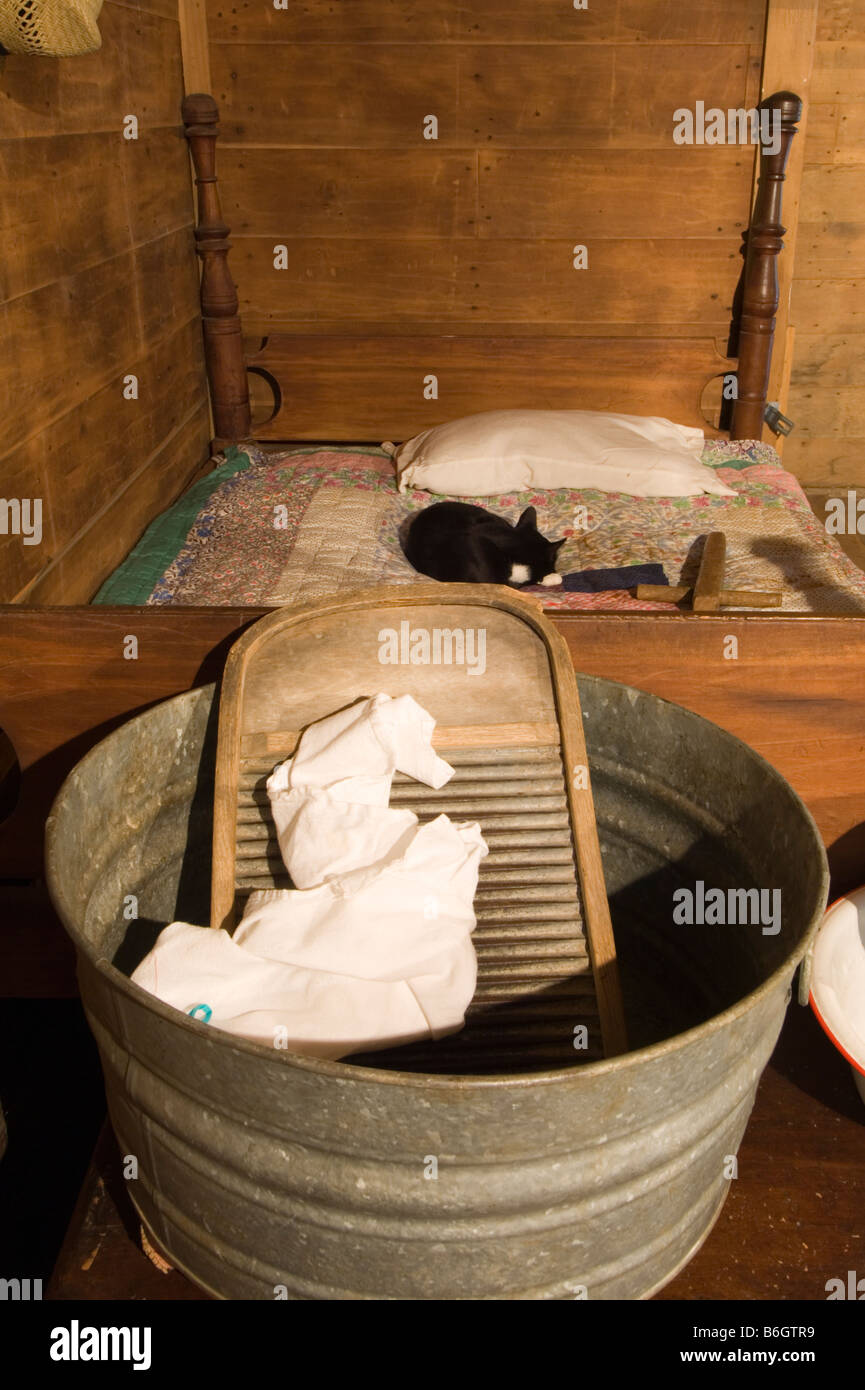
(402, 502), (565, 587)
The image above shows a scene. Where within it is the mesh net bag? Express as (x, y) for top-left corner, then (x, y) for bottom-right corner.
(0, 0), (103, 56)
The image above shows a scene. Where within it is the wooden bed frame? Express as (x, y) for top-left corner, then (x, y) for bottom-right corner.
(181, 90), (803, 451)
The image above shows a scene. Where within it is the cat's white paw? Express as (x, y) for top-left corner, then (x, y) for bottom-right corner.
(540, 572), (563, 587)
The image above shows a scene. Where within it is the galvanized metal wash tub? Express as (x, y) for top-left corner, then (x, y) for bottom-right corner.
(46, 676), (828, 1300)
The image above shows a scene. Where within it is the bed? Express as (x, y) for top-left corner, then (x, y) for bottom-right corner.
(88, 87), (865, 615)
(95, 439), (865, 613)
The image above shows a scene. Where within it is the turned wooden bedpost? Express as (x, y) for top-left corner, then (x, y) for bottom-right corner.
(182, 93), (252, 451)
(730, 91), (802, 441)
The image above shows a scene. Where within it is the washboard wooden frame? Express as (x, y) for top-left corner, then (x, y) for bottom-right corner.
(211, 583), (628, 1070)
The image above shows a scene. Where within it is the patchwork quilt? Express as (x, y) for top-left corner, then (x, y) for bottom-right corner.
(108, 442), (865, 614)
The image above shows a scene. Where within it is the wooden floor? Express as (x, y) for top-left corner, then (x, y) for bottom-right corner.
(46, 998), (865, 1303)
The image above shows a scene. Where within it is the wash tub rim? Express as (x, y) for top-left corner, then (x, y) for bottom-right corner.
(45, 675), (830, 1091)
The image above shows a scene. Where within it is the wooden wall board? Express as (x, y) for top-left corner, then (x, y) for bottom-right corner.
(210, 44), (460, 146)
(782, 437), (865, 485)
(133, 223), (209, 342)
(800, 98), (841, 158)
(476, 150), (752, 241)
(218, 146), (755, 242)
(3, 254), (136, 451)
(220, 148), (477, 238)
(0, 134), (128, 302)
(124, 128), (202, 244)
(116, 0), (179, 22)
(2, 608), (864, 895)
(795, 221), (865, 278)
(834, 99), (865, 160)
(799, 161), (865, 222)
(810, 39), (865, 100)
(246, 334), (730, 439)
(116, 7), (187, 126)
(0, 128), (194, 304)
(207, 0), (460, 44)
(2, 227), (200, 459)
(232, 237), (738, 330)
(210, 42), (757, 150)
(788, 332), (865, 386)
(783, 0), (865, 487)
(0, 0), (211, 605)
(618, 0), (766, 44)
(207, 0), (766, 46)
(789, 277), (865, 333)
(0, 309), (203, 477)
(607, 46), (761, 149)
(782, 386), (865, 437)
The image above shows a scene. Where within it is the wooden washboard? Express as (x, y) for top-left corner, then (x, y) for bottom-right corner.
(212, 583), (627, 1073)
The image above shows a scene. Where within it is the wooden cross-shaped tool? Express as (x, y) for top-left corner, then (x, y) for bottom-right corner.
(635, 531), (782, 611)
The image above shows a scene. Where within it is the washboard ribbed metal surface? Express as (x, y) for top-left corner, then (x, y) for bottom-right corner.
(213, 584), (627, 1072)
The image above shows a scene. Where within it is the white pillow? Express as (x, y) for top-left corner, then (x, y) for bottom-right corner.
(384, 409), (735, 499)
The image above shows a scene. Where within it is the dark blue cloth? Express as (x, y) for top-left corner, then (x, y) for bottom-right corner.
(553, 563), (668, 593)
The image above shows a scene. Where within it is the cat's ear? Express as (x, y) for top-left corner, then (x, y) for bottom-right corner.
(552, 537), (567, 554)
(516, 506), (537, 530)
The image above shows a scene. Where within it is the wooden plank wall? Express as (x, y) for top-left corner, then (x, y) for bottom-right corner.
(0, 0), (212, 605)
(784, 0), (865, 485)
(205, 0), (767, 431)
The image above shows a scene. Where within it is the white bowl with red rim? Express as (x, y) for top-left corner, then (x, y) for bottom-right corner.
(809, 886), (865, 1106)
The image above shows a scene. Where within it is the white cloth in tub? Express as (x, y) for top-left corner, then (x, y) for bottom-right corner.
(131, 693), (488, 1060)
(267, 692), (454, 888)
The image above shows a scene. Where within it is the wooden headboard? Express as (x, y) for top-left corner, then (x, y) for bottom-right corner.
(181, 80), (801, 449)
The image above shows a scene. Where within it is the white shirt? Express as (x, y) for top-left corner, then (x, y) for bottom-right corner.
(132, 694), (487, 1059)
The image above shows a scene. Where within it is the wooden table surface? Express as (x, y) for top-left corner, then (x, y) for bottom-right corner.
(46, 996), (864, 1303)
